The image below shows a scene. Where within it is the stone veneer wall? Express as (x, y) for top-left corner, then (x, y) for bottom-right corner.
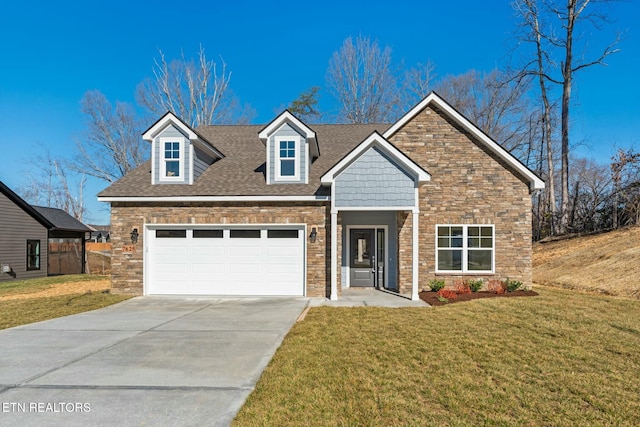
(110, 201), (330, 297)
(390, 105), (534, 290)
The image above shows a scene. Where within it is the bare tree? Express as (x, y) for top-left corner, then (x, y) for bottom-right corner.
(71, 90), (147, 184)
(435, 69), (532, 154)
(136, 45), (250, 126)
(21, 147), (87, 221)
(512, 0), (621, 233)
(404, 60), (437, 104)
(611, 148), (640, 228)
(326, 36), (399, 123)
(513, 0), (560, 234)
(570, 158), (612, 232)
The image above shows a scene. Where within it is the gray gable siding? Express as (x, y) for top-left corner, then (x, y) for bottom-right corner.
(153, 125), (190, 184)
(334, 147), (416, 208)
(193, 147), (214, 181)
(0, 192), (48, 281)
(268, 124), (306, 184)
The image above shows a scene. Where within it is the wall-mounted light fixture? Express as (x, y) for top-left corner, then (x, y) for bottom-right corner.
(309, 227), (317, 243)
(130, 228), (139, 244)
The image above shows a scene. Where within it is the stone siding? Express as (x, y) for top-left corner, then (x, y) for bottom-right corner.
(389, 105), (533, 290)
(110, 202), (329, 297)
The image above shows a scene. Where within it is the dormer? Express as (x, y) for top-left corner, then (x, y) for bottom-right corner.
(142, 112), (224, 185)
(258, 111), (318, 185)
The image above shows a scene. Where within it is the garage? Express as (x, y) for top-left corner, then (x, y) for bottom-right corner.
(146, 226), (305, 296)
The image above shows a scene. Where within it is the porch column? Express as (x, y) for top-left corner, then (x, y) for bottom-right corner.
(330, 211), (338, 300)
(411, 209), (419, 301)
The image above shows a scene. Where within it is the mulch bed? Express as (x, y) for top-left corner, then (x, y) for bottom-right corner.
(419, 290), (539, 306)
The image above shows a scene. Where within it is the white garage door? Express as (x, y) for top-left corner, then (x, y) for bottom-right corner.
(146, 226), (305, 296)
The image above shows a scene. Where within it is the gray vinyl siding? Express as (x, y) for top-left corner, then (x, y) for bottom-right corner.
(340, 211), (398, 290)
(153, 125), (190, 184)
(268, 124), (306, 184)
(0, 192), (48, 281)
(193, 147), (214, 181)
(334, 147), (416, 207)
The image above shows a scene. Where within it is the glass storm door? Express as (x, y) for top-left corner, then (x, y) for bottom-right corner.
(349, 228), (385, 288)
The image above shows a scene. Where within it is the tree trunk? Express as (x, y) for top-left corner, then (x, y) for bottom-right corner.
(559, 0), (577, 233)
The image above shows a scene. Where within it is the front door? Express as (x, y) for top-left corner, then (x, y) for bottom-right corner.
(350, 229), (375, 287)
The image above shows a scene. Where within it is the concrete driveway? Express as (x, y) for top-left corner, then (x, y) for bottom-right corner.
(0, 296), (308, 427)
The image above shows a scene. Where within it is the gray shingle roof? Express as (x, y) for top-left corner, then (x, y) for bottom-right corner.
(32, 206), (91, 232)
(98, 123), (388, 198)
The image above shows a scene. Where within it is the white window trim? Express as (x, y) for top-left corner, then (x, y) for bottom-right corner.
(159, 137), (185, 182)
(435, 224), (495, 274)
(274, 136), (300, 181)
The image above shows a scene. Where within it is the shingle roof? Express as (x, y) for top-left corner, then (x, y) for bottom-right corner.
(98, 123), (388, 198)
(32, 206), (91, 232)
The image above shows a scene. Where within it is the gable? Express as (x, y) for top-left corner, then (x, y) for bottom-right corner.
(334, 147), (416, 208)
(321, 132), (430, 210)
(384, 92), (544, 192)
(0, 181), (52, 229)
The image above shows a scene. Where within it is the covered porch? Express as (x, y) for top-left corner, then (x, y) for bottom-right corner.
(320, 132), (430, 301)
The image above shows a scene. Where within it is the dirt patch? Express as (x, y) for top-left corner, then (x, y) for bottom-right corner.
(419, 290), (538, 306)
(0, 280), (110, 301)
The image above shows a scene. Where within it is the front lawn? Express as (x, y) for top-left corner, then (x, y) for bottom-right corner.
(234, 286), (640, 426)
(0, 275), (130, 330)
(0, 274), (108, 297)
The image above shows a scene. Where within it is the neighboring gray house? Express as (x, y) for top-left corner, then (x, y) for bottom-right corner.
(0, 181), (90, 281)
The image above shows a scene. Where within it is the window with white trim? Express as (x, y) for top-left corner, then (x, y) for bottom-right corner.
(436, 225), (494, 273)
(275, 136), (299, 180)
(160, 139), (182, 180)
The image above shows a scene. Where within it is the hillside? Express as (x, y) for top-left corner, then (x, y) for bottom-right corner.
(533, 226), (640, 299)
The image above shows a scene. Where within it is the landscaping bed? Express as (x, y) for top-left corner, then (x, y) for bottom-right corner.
(419, 289), (538, 306)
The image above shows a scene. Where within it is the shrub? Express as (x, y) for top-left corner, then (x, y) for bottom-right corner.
(468, 279), (484, 292)
(428, 279), (445, 292)
(454, 280), (471, 294)
(437, 289), (458, 300)
(488, 280), (506, 294)
(504, 279), (523, 292)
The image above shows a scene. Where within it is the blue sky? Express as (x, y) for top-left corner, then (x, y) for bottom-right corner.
(1, 0), (638, 224)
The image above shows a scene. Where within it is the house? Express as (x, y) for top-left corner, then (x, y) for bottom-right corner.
(88, 225), (111, 243)
(0, 181), (91, 281)
(97, 92), (544, 300)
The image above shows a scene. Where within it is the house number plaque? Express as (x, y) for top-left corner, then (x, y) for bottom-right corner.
(122, 245), (136, 253)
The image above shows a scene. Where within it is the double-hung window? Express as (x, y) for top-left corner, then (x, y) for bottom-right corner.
(26, 240), (40, 271)
(161, 140), (182, 180)
(436, 225), (494, 273)
(275, 137), (299, 180)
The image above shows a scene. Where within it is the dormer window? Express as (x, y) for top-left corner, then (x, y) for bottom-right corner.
(259, 111), (318, 185)
(160, 138), (183, 181)
(143, 111), (224, 186)
(275, 136), (300, 181)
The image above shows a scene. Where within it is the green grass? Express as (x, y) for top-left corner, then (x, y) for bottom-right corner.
(234, 286), (640, 426)
(0, 292), (131, 330)
(0, 274), (108, 297)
